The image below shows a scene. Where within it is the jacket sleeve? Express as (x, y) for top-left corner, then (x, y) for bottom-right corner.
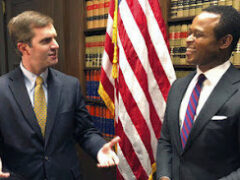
(156, 82), (177, 180)
(219, 169), (240, 180)
(73, 79), (106, 160)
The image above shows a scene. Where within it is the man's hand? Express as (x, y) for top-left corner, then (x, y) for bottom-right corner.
(97, 136), (120, 168)
(0, 158), (10, 178)
(160, 177), (171, 180)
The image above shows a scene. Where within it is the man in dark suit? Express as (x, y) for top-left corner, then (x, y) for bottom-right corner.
(0, 11), (120, 179)
(157, 6), (240, 180)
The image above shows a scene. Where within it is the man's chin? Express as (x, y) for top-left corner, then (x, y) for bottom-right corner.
(186, 56), (196, 65)
(48, 58), (58, 66)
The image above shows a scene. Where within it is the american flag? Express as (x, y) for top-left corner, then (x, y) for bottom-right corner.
(98, 0), (176, 179)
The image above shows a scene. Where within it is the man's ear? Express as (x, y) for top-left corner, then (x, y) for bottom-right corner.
(219, 34), (233, 50)
(17, 42), (30, 55)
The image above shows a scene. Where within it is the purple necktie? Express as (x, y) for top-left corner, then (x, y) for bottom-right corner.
(180, 74), (206, 149)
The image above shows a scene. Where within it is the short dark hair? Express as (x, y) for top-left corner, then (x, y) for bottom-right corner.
(8, 11), (53, 48)
(203, 6), (240, 52)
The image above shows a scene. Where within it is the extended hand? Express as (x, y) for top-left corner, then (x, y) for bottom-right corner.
(97, 136), (120, 168)
(0, 158), (10, 178)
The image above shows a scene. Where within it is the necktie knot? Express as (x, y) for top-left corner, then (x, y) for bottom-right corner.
(197, 74), (206, 86)
(35, 76), (44, 86)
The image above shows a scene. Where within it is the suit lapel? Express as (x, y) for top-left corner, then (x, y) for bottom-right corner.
(172, 72), (196, 154)
(8, 67), (43, 140)
(44, 69), (63, 149)
(184, 65), (240, 151)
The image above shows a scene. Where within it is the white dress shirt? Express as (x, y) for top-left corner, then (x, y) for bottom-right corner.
(179, 60), (231, 129)
(20, 62), (48, 107)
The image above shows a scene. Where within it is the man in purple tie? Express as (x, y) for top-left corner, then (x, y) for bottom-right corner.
(157, 5), (240, 180)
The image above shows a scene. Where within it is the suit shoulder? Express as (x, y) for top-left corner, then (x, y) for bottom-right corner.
(172, 71), (196, 87)
(49, 68), (79, 83)
(0, 69), (17, 84)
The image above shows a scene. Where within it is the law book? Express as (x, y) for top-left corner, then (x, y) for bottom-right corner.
(92, 0), (99, 29)
(195, 0), (203, 15)
(86, 0), (94, 29)
(98, 0), (105, 28)
(170, 0), (178, 18)
(233, 0), (240, 11)
(169, 25), (175, 64)
(176, 71), (193, 79)
(218, 0), (226, 5)
(86, 71), (90, 99)
(85, 36), (91, 68)
(189, 0), (196, 17)
(183, 0), (190, 17)
(177, 0), (184, 17)
(104, 0), (110, 26)
(202, 0), (210, 9)
(180, 24), (188, 65)
(210, 0), (218, 6)
(225, 0), (233, 6)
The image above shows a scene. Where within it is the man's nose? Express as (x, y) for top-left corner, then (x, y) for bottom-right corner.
(51, 39), (59, 49)
(186, 34), (194, 44)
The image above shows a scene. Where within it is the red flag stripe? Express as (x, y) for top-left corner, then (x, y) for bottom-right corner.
(116, 119), (149, 179)
(148, 0), (170, 52)
(99, 68), (115, 102)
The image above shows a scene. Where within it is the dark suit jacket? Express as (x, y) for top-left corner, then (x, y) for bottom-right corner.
(157, 65), (240, 180)
(0, 67), (106, 180)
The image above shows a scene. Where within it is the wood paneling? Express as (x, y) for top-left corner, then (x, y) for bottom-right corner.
(0, 0), (7, 75)
(62, 0), (86, 92)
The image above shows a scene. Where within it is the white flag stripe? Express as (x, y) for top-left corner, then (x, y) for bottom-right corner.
(138, 0), (176, 84)
(101, 50), (115, 86)
(119, 1), (166, 124)
(106, 15), (113, 35)
(118, 38), (158, 161)
(117, 144), (137, 180)
(118, 94), (152, 175)
(102, 15), (114, 86)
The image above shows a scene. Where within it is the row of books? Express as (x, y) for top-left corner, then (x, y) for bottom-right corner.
(85, 0), (110, 29)
(169, 24), (240, 65)
(170, 0), (240, 19)
(86, 70), (101, 100)
(86, 104), (115, 140)
(169, 24), (190, 65)
(85, 35), (105, 68)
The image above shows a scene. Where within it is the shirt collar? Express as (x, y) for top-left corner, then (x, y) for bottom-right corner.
(20, 62), (48, 90)
(196, 60), (231, 85)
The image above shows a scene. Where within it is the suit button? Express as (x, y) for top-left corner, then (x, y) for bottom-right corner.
(44, 156), (49, 161)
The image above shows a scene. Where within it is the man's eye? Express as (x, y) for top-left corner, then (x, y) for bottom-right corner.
(42, 38), (51, 44)
(188, 31), (192, 36)
(194, 32), (203, 38)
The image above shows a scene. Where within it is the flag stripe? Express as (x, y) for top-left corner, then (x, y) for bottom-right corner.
(118, 68), (155, 164)
(116, 119), (149, 179)
(118, 88), (153, 174)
